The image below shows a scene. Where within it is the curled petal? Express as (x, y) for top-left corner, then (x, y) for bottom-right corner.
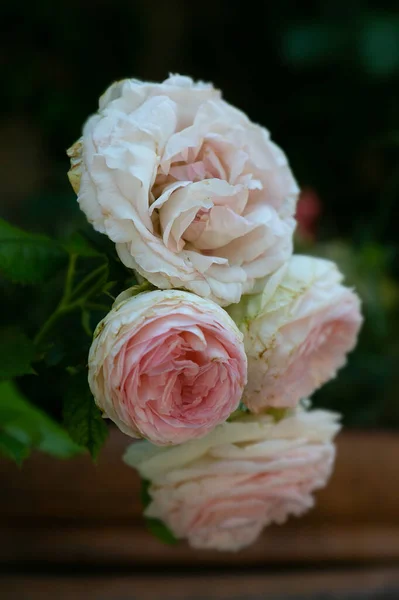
(124, 408), (340, 551)
(89, 289), (247, 446)
(228, 256), (363, 410)
(68, 75), (299, 306)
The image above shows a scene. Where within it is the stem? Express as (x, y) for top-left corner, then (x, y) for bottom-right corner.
(34, 307), (65, 346)
(34, 298), (83, 347)
(34, 255), (108, 347)
(34, 254), (81, 347)
(70, 263), (107, 301)
(64, 253), (77, 302)
(85, 302), (111, 311)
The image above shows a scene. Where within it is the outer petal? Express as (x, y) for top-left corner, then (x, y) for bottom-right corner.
(228, 256), (363, 410)
(89, 289), (247, 446)
(68, 75), (299, 306)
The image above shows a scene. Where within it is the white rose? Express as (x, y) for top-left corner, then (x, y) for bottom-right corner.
(68, 75), (298, 306)
(228, 255), (362, 410)
(124, 408), (340, 551)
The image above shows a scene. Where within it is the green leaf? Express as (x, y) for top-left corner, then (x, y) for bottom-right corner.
(141, 479), (178, 545)
(63, 233), (103, 258)
(0, 431), (30, 465)
(140, 477), (152, 508)
(102, 281), (116, 295)
(0, 380), (83, 458)
(0, 218), (67, 284)
(145, 517), (178, 545)
(0, 330), (35, 379)
(80, 309), (92, 337)
(70, 262), (109, 304)
(63, 378), (108, 460)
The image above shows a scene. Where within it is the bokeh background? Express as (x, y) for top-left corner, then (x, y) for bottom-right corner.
(2, 0), (399, 427)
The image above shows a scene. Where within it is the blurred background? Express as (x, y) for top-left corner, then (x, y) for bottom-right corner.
(2, 0), (399, 428)
(1, 2), (399, 597)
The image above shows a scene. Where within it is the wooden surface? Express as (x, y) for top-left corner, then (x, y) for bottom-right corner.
(1, 429), (399, 566)
(1, 568), (399, 600)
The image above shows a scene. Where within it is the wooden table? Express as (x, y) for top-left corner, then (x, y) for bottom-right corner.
(1, 430), (399, 598)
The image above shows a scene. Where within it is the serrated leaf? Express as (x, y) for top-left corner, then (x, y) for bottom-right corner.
(63, 233), (103, 258)
(0, 330), (35, 379)
(63, 379), (108, 460)
(0, 380), (83, 458)
(0, 431), (30, 465)
(0, 218), (67, 284)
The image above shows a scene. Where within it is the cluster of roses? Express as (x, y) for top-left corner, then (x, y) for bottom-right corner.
(68, 75), (362, 551)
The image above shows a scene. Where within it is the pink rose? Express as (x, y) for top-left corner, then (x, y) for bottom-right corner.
(228, 255), (363, 411)
(67, 75), (298, 306)
(88, 289), (247, 445)
(124, 409), (340, 551)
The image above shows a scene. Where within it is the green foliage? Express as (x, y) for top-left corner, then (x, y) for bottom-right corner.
(0, 431), (30, 466)
(33, 235), (114, 353)
(140, 477), (152, 507)
(0, 216), (132, 465)
(0, 330), (35, 379)
(140, 479), (178, 545)
(0, 380), (83, 463)
(0, 218), (67, 284)
(63, 233), (104, 258)
(146, 518), (178, 546)
(63, 376), (108, 460)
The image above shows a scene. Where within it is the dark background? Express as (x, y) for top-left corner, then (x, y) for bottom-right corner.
(2, 0), (399, 427)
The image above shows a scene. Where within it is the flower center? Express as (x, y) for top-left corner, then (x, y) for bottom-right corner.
(135, 330), (229, 422)
(147, 138), (262, 256)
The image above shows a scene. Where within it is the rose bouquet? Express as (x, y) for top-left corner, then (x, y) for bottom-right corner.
(0, 75), (362, 551)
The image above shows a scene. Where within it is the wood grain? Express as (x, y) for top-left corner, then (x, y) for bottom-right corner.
(1, 430), (399, 565)
(1, 569), (399, 600)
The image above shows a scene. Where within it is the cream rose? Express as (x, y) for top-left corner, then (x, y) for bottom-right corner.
(88, 288), (247, 446)
(67, 75), (298, 306)
(124, 408), (340, 551)
(228, 255), (363, 411)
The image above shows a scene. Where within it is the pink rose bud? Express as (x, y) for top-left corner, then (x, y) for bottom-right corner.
(88, 289), (247, 446)
(228, 255), (363, 411)
(67, 75), (299, 306)
(124, 408), (340, 551)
